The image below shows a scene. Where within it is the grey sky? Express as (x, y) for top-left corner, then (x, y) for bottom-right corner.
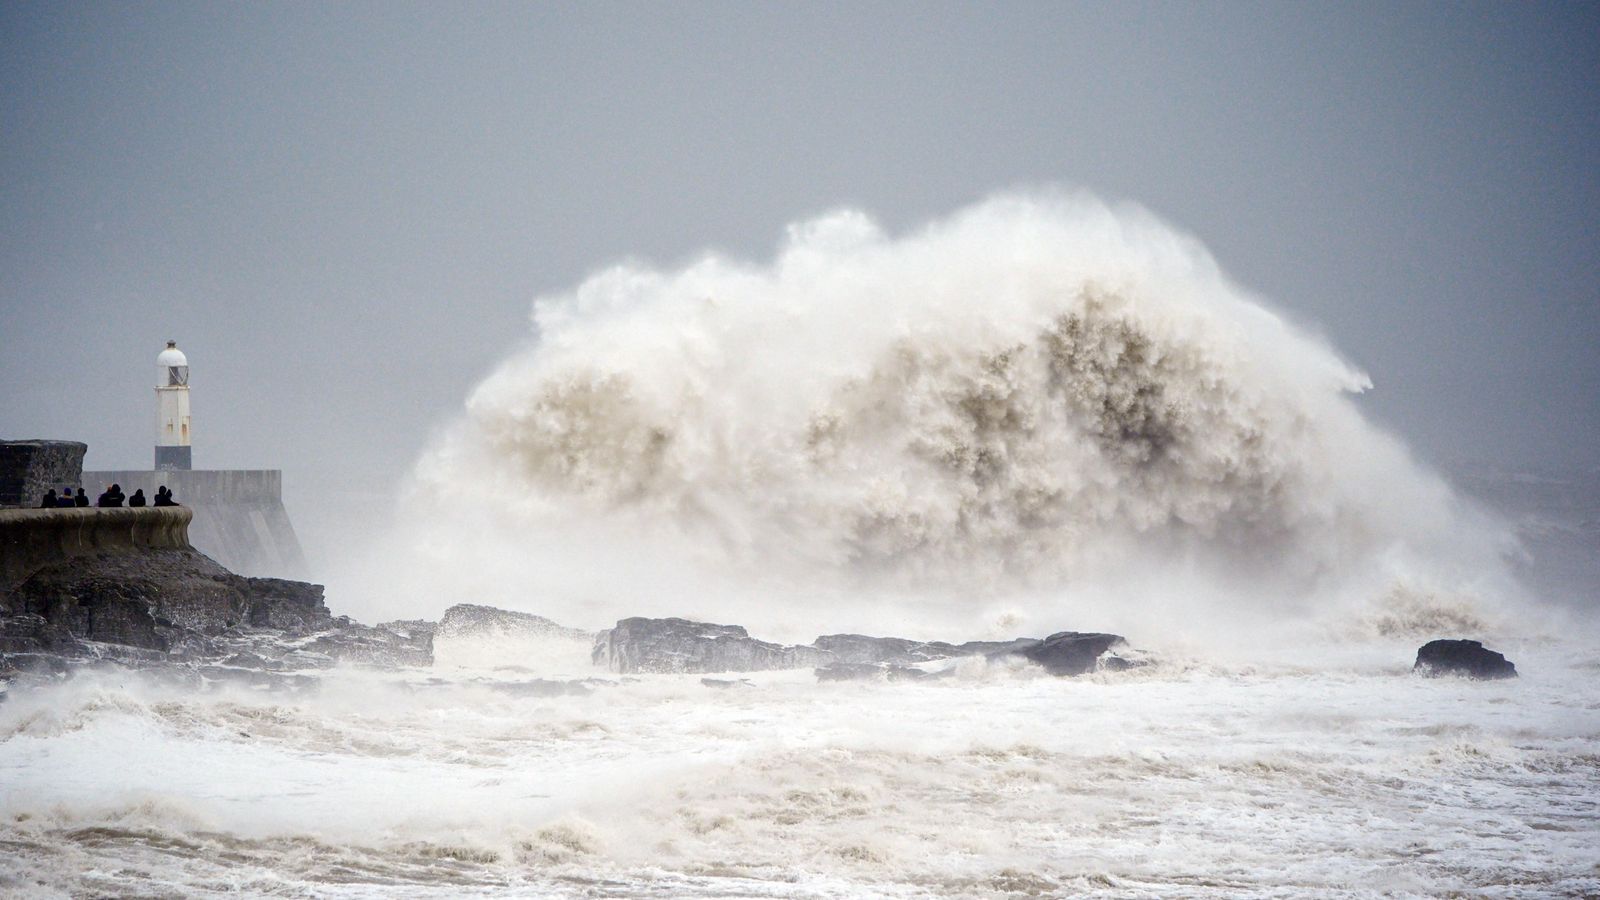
(4, 2), (1597, 536)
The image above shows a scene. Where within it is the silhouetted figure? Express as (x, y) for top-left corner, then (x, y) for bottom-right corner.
(74, 488), (89, 507)
(39, 489), (57, 508)
(55, 489), (75, 507)
(97, 483), (125, 508)
(153, 485), (178, 507)
(128, 488), (147, 508)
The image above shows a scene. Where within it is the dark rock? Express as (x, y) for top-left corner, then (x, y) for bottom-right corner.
(814, 635), (946, 665)
(11, 550), (254, 650)
(0, 611), (77, 656)
(819, 630), (1129, 677)
(299, 618), (434, 669)
(1414, 639), (1517, 680)
(814, 633), (1039, 665)
(1004, 631), (1127, 676)
(244, 578), (332, 634)
(1, 545), (436, 674)
(594, 617), (835, 674)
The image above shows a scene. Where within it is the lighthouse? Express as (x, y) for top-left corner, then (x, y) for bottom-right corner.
(155, 340), (192, 470)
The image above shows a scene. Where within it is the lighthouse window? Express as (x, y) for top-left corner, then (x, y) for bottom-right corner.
(181, 423), (188, 440)
(168, 366), (188, 386)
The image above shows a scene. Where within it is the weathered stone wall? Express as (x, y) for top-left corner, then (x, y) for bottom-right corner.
(0, 506), (193, 591)
(0, 440), (87, 508)
(83, 469), (307, 579)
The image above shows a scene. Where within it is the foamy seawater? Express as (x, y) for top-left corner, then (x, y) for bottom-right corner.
(3, 638), (1597, 898)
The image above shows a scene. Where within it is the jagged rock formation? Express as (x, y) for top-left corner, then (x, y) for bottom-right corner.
(1011, 631), (1128, 675)
(431, 603), (592, 669)
(11, 549), (313, 653)
(1414, 639), (1517, 680)
(0, 546), (434, 677)
(594, 617), (835, 674)
(0, 507), (433, 679)
(437, 603), (589, 642)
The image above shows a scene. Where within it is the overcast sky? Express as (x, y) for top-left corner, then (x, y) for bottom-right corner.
(4, 2), (1597, 532)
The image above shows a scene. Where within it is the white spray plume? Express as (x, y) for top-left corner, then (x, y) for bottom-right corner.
(354, 192), (1519, 647)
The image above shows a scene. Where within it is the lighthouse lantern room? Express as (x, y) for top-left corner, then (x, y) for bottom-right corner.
(155, 340), (192, 470)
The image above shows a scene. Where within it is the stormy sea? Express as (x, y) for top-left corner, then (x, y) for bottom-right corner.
(4, 195), (1597, 898)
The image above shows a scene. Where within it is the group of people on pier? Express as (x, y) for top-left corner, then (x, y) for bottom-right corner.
(37, 484), (179, 509)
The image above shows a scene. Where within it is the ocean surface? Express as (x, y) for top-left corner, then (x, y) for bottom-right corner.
(3, 635), (1597, 898)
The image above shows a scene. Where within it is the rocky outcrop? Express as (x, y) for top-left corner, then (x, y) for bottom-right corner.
(812, 630), (1132, 676)
(814, 633), (1039, 665)
(594, 617), (835, 674)
(1414, 639), (1517, 680)
(299, 617), (434, 669)
(0, 546), (434, 677)
(1010, 631), (1128, 676)
(432, 604), (591, 670)
(11, 549), (246, 651)
(437, 603), (589, 642)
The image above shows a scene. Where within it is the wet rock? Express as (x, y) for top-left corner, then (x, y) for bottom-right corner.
(437, 604), (588, 642)
(378, 619), (437, 643)
(432, 604), (591, 669)
(815, 662), (945, 682)
(244, 578), (332, 633)
(1001, 631), (1127, 676)
(1414, 639), (1517, 680)
(299, 618), (435, 669)
(0, 611), (77, 656)
(9, 550), (282, 650)
(594, 617), (835, 674)
(814, 633), (1038, 665)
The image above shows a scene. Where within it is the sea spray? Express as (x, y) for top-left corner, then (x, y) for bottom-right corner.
(355, 192), (1518, 640)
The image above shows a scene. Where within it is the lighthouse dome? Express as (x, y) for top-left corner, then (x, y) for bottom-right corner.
(157, 341), (188, 368)
(157, 341), (189, 386)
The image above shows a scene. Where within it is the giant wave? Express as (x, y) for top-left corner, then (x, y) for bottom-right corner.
(380, 193), (1515, 640)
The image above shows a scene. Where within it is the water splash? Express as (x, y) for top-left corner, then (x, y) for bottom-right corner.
(378, 192), (1515, 638)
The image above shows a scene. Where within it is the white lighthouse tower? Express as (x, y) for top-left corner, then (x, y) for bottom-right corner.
(155, 340), (192, 470)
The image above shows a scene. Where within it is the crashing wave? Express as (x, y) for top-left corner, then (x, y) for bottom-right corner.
(397, 192), (1516, 634)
